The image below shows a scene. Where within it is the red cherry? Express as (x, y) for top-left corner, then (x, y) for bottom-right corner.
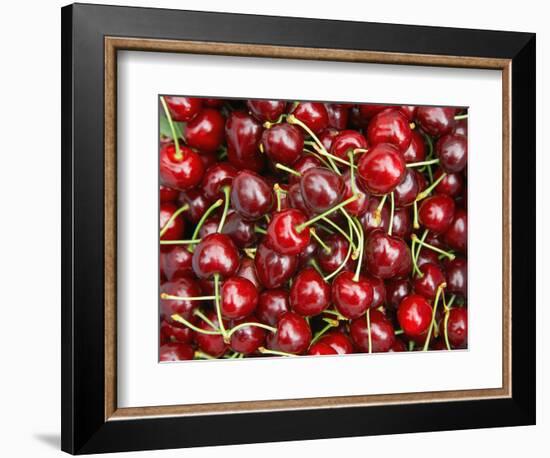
(330, 130), (368, 160)
(444, 257), (467, 298)
(331, 271), (373, 319)
(160, 185), (179, 203)
(418, 194), (455, 234)
(261, 124), (304, 165)
(192, 233), (240, 279)
(292, 102), (329, 134)
(413, 262), (446, 300)
(350, 310), (395, 353)
(225, 111), (262, 163)
(160, 144), (205, 191)
(367, 108), (412, 152)
(160, 342), (194, 361)
(402, 130), (426, 163)
(434, 169), (464, 197)
(317, 234), (355, 274)
(230, 170), (273, 221)
(257, 289), (290, 326)
(222, 211), (256, 248)
(318, 332), (354, 354)
(246, 99), (286, 123)
(300, 167), (345, 213)
(358, 143), (406, 195)
(436, 133), (467, 172)
(416, 107), (456, 137)
(254, 241), (299, 289)
(160, 278), (202, 322)
(159, 202), (185, 240)
(444, 208), (467, 253)
(201, 163), (238, 201)
(266, 209), (310, 255)
(195, 309), (228, 357)
(325, 103), (350, 130)
(276, 312), (312, 354)
(440, 308), (468, 348)
(397, 294), (432, 338)
(364, 229), (412, 279)
(308, 342), (337, 355)
(230, 316), (266, 354)
(160, 245), (193, 281)
(220, 276), (259, 320)
(290, 267), (330, 316)
(164, 96), (203, 122)
(185, 108), (225, 153)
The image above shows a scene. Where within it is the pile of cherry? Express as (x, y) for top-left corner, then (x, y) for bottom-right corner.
(159, 96), (468, 362)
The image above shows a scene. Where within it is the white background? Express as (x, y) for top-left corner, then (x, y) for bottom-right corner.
(0, 0), (545, 457)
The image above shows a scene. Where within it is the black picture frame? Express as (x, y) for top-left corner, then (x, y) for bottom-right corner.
(61, 3), (536, 454)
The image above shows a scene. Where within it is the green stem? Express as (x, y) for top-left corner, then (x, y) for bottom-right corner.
(422, 283), (446, 351)
(160, 96), (182, 159)
(160, 204), (189, 238)
(226, 322), (277, 339)
(258, 347), (296, 357)
(190, 198), (224, 247)
(411, 233), (455, 260)
(406, 158), (440, 168)
(217, 186), (231, 233)
(171, 314), (221, 336)
(296, 195), (360, 232)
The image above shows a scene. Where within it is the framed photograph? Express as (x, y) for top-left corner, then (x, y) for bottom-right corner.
(61, 3), (536, 454)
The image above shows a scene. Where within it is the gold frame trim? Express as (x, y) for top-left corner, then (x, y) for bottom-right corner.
(104, 37), (512, 421)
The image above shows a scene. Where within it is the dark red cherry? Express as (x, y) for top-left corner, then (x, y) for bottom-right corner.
(235, 257), (262, 291)
(444, 208), (467, 253)
(257, 289), (290, 326)
(325, 103), (349, 130)
(220, 276), (259, 320)
(318, 128), (340, 152)
(184, 108), (225, 153)
(230, 170), (273, 221)
(160, 144), (205, 191)
(160, 185), (179, 203)
(367, 109), (412, 152)
(292, 102), (329, 134)
(330, 130), (368, 160)
(192, 233), (240, 279)
(230, 316), (266, 354)
(318, 234), (355, 274)
(266, 208), (310, 255)
(440, 307), (468, 348)
(397, 294), (432, 338)
(178, 189), (209, 224)
(385, 278), (411, 311)
(360, 196), (389, 234)
(342, 170), (369, 216)
(160, 342), (194, 361)
(160, 245), (193, 281)
(254, 241), (299, 289)
(416, 106), (456, 137)
(319, 332), (354, 354)
(402, 130), (426, 163)
(364, 229), (412, 279)
(418, 194), (455, 234)
(164, 96), (203, 122)
(222, 211), (256, 248)
(261, 124), (304, 165)
(436, 133), (467, 173)
(290, 267), (330, 316)
(332, 271), (373, 319)
(300, 167), (345, 213)
(444, 257), (467, 298)
(195, 310), (228, 357)
(159, 202), (185, 240)
(246, 99), (286, 123)
(394, 168), (419, 207)
(308, 342), (337, 355)
(160, 278), (202, 322)
(368, 276), (386, 308)
(225, 111), (262, 161)
(276, 312), (312, 354)
(434, 169), (464, 197)
(413, 262), (446, 300)
(391, 207), (413, 240)
(289, 155), (322, 185)
(358, 143), (406, 195)
(350, 310), (395, 353)
(201, 163), (238, 201)
(160, 319), (194, 345)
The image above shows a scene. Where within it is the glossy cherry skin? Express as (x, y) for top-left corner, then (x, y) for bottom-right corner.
(300, 167), (344, 213)
(235, 257), (262, 291)
(350, 310), (395, 353)
(195, 309), (228, 357)
(436, 133), (467, 173)
(201, 163), (238, 201)
(402, 130), (426, 163)
(222, 211), (256, 248)
(225, 111), (262, 162)
(418, 194), (456, 234)
(397, 294), (433, 338)
(358, 143), (406, 195)
(160, 245), (193, 281)
(160, 342), (194, 361)
(292, 102), (329, 134)
(413, 262), (446, 300)
(325, 103), (350, 130)
(317, 234), (355, 273)
(308, 342), (337, 355)
(261, 124), (304, 165)
(160, 319), (194, 345)
(276, 312), (312, 354)
(220, 276), (259, 320)
(230, 170), (273, 221)
(330, 130), (368, 160)
(164, 96), (203, 122)
(444, 257), (467, 298)
(367, 108), (412, 152)
(434, 169), (464, 197)
(416, 106), (456, 137)
(160, 185), (179, 203)
(342, 170), (369, 216)
(254, 241), (299, 289)
(385, 278), (411, 311)
(364, 229), (412, 279)
(440, 307), (468, 348)
(332, 271), (374, 319)
(160, 278), (202, 322)
(184, 108), (225, 153)
(444, 208), (467, 253)
(229, 315), (266, 354)
(266, 209), (310, 256)
(319, 332), (354, 354)
(290, 267), (330, 316)
(160, 144), (205, 191)
(159, 202), (185, 240)
(246, 99), (286, 123)
(257, 289), (290, 326)
(394, 168), (419, 207)
(192, 233), (240, 279)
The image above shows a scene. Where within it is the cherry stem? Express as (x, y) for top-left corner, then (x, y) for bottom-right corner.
(310, 228), (331, 253)
(274, 183), (283, 211)
(454, 114), (468, 120)
(411, 233), (455, 260)
(366, 308), (373, 354)
(226, 322), (277, 339)
(415, 172), (447, 201)
(160, 239), (201, 245)
(388, 192), (395, 236)
(373, 194), (388, 226)
(160, 96), (182, 159)
(160, 204), (189, 238)
(310, 320), (338, 345)
(161, 293), (216, 301)
(171, 313), (221, 336)
(422, 282), (446, 351)
(258, 347), (296, 357)
(194, 350), (216, 360)
(217, 186), (231, 233)
(190, 198), (224, 248)
(406, 158), (440, 168)
(275, 163), (301, 177)
(254, 225), (267, 235)
(413, 200), (420, 229)
(296, 195), (360, 232)
(213, 273), (228, 337)
(193, 309), (219, 330)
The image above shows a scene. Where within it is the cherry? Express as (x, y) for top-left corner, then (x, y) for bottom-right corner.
(342, 170), (369, 216)
(289, 155), (322, 185)
(159, 202), (185, 240)
(444, 257), (467, 298)
(261, 124), (304, 165)
(160, 144), (205, 191)
(418, 194), (455, 233)
(402, 130), (426, 163)
(201, 163), (238, 201)
(230, 170), (273, 221)
(415, 106), (456, 137)
(235, 257), (263, 291)
(350, 310), (395, 353)
(266, 208), (310, 255)
(160, 319), (194, 345)
(257, 289), (290, 326)
(368, 275), (386, 308)
(184, 108), (225, 153)
(367, 108), (412, 152)
(192, 233), (240, 279)
(397, 294), (432, 338)
(318, 234), (354, 273)
(443, 208), (467, 253)
(290, 267), (330, 316)
(160, 342), (194, 361)
(160, 245), (193, 281)
(413, 262), (446, 300)
(225, 111), (262, 162)
(434, 169), (464, 197)
(364, 229), (412, 279)
(300, 167), (345, 213)
(292, 102), (329, 134)
(163, 96), (203, 122)
(440, 307), (468, 348)
(222, 211), (256, 248)
(308, 342), (337, 355)
(318, 128), (340, 152)
(394, 168), (419, 207)
(254, 241), (299, 289)
(325, 103), (350, 130)
(160, 278), (202, 322)
(220, 276), (259, 320)
(332, 271), (373, 319)
(246, 99), (286, 123)
(195, 309), (228, 357)
(385, 278), (412, 311)
(276, 312), (312, 354)
(230, 316), (266, 354)
(436, 133), (467, 172)
(358, 143), (406, 195)
(330, 130), (368, 160)
(318, 332), (354, 354)
(160, 185), (179, 203)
